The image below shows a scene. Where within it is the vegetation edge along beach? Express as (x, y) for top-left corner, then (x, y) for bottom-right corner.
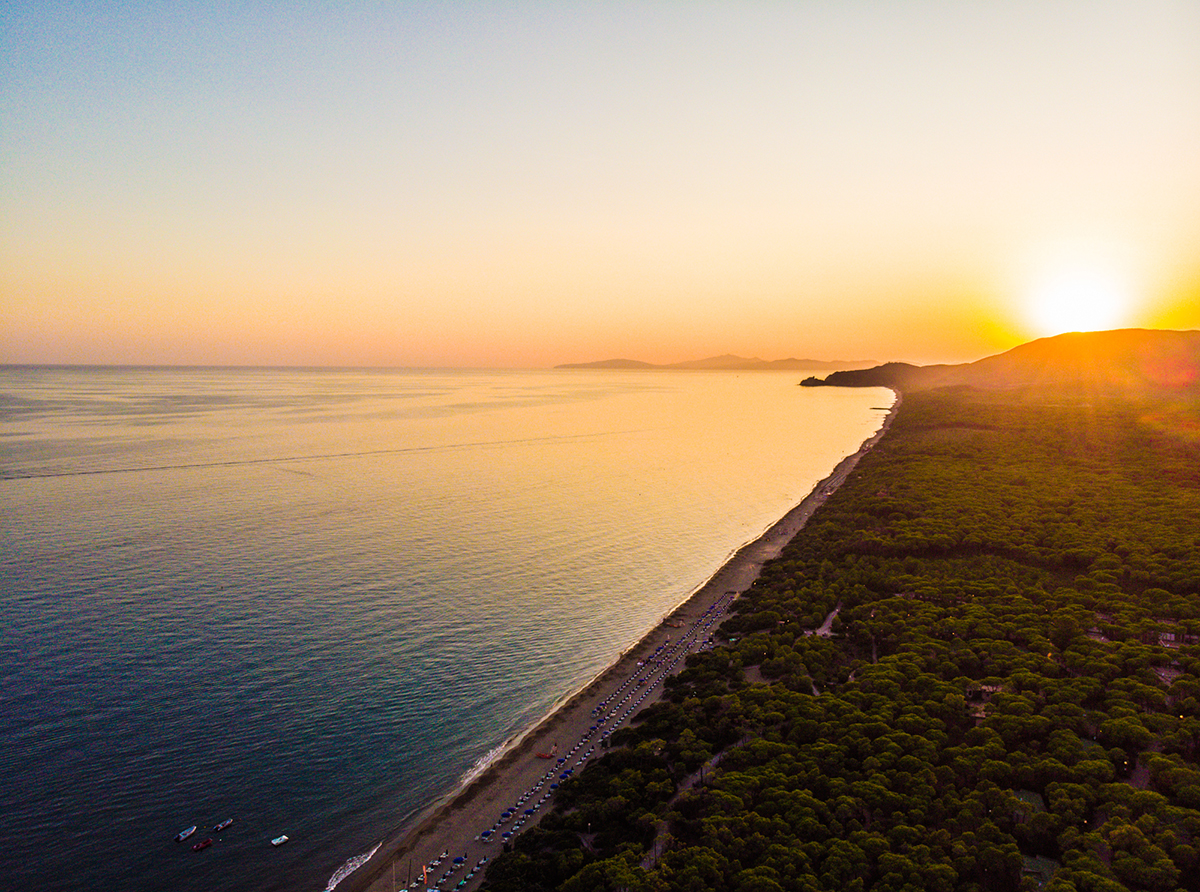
(341, 395), (901, 892)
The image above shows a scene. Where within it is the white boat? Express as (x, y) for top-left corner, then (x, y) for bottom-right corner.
(175, 825), (197, 842)
(271, 835), (289, 846)
(213, 818), (234, 833)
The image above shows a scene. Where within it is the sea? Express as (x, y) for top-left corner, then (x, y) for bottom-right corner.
(0, 365), (891, 892)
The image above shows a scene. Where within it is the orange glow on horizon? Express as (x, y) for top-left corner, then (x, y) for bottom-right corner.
(1024, 263), (1135, 338)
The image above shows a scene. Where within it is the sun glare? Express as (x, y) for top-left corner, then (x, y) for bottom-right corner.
(1025, 263), (1132, 338)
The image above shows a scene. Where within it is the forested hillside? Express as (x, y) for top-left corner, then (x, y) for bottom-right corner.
(482, 385), (1200, 892)
(803, 329), (1200, 392)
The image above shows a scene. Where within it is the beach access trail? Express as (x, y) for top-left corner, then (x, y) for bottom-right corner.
(344, 393), (900, 892)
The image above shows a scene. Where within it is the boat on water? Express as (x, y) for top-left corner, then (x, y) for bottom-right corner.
(175, 826), (197, 842)
(271, 835), (289, 846)
(213, 818), (234, 833)
(191, 838), (213, 852)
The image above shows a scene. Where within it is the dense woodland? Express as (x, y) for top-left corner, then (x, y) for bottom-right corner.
(481, 383), (1200, 892)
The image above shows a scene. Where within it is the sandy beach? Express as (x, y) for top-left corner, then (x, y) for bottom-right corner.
(341, 394), (898, 892)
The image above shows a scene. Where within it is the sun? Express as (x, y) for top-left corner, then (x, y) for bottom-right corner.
(1024, 262), (1133, 338)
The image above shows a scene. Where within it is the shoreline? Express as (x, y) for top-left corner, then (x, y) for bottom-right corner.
(342, 391), (900, 892)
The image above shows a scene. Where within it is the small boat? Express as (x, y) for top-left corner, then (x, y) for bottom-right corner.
(175, 826), (197, 842)
(192, 838), (213, 852)
(271, 835), (289, 847)
(213, 818), (234, 833)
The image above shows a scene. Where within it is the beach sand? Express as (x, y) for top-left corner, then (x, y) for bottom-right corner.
(341, 395), (898, 892)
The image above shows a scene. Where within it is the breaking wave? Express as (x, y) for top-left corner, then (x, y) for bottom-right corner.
(324, 842), (381, 891)
(460, 743), (508, 787)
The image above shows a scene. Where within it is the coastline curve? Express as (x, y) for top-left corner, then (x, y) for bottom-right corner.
(342, 389), (901, 892)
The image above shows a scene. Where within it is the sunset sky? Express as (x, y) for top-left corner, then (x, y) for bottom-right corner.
(3, 2), (1198, 368)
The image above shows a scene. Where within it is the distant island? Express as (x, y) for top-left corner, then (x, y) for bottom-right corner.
(557, 354), (876, 371)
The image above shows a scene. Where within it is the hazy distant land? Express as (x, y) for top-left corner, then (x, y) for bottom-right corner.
(557, 354), (877, 371)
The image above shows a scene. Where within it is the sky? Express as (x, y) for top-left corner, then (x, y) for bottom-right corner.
(2, 2), (1198, 368)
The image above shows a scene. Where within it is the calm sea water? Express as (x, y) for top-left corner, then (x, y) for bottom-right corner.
(0, 366), (890, 892)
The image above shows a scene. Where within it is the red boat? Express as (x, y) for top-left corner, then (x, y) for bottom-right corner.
(192, 838), (213, 852)
(536, 742), (558, 759)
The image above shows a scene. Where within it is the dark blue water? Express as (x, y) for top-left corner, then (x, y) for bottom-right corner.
(0, 366), (890, 891)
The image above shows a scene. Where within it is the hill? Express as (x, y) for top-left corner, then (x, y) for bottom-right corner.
(802, 328), (1200, 393)
(558, 354), (876, 371)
